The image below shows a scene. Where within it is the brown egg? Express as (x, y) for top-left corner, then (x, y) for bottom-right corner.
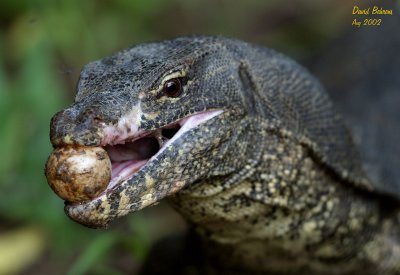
(45, 146), (111, 202)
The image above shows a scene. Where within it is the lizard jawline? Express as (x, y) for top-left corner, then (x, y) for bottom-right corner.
(101, 109), (223, 193)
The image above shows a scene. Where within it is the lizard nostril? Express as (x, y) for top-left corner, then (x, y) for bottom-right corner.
(76, 108), (105, 127)
(93, 116), (104, 124)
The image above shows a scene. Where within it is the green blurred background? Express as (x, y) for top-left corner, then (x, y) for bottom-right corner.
(0, 0), (355, 274)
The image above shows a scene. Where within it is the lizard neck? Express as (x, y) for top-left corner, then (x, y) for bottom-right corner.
(168, 130), (400, 274)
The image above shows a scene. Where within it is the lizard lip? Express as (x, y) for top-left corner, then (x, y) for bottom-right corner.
(99, 109), (223, 195)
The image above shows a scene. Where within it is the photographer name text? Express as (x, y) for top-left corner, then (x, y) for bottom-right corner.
(351, 5), (393, 28)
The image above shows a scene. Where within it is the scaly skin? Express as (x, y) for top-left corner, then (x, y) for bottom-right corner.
(49, 36), (400, 274)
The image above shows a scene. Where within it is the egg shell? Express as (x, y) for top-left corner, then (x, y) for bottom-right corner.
(45, 146), (111, 202)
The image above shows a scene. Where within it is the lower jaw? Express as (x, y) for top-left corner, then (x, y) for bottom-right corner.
(107, 159), (148, 190)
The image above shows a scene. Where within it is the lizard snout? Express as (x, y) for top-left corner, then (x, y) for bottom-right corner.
(49, 105), (105, 147)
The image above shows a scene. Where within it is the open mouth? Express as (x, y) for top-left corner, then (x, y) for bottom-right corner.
(100, 110), (223, 193)
(104, 124), (180, 190)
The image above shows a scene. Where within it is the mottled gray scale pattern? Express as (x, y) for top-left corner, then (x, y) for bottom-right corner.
(228, 42), (368, 189)
(49, 36), (400, 274)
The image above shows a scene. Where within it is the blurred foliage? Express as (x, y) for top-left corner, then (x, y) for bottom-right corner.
(0, 227), (44, 274)
(0, 0), (353, 273)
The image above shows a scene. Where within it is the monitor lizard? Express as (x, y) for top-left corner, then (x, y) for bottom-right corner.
(49, 36), (400, 274)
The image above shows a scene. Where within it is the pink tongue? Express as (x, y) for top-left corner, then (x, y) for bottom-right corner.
(108, 159), (148, 188)
(111, 161), (135, 177)
(111, 160), (147, 179)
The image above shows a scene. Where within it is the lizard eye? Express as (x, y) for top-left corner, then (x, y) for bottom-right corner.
(163, 78), (182, 97)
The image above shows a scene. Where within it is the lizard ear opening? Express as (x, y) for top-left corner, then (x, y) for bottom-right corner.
(238, 62), (265, 116)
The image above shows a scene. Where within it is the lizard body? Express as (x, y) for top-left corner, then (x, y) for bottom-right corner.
(49, 36), (400, 274)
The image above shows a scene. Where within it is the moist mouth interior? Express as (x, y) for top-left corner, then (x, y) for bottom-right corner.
(161, 128), (179, 139)
(103, 124), (181, 189)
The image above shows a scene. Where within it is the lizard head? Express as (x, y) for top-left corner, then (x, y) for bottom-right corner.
(50, 36), (247, 228)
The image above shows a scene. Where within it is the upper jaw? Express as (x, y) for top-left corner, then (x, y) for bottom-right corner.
(64, 109), (224, 227)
